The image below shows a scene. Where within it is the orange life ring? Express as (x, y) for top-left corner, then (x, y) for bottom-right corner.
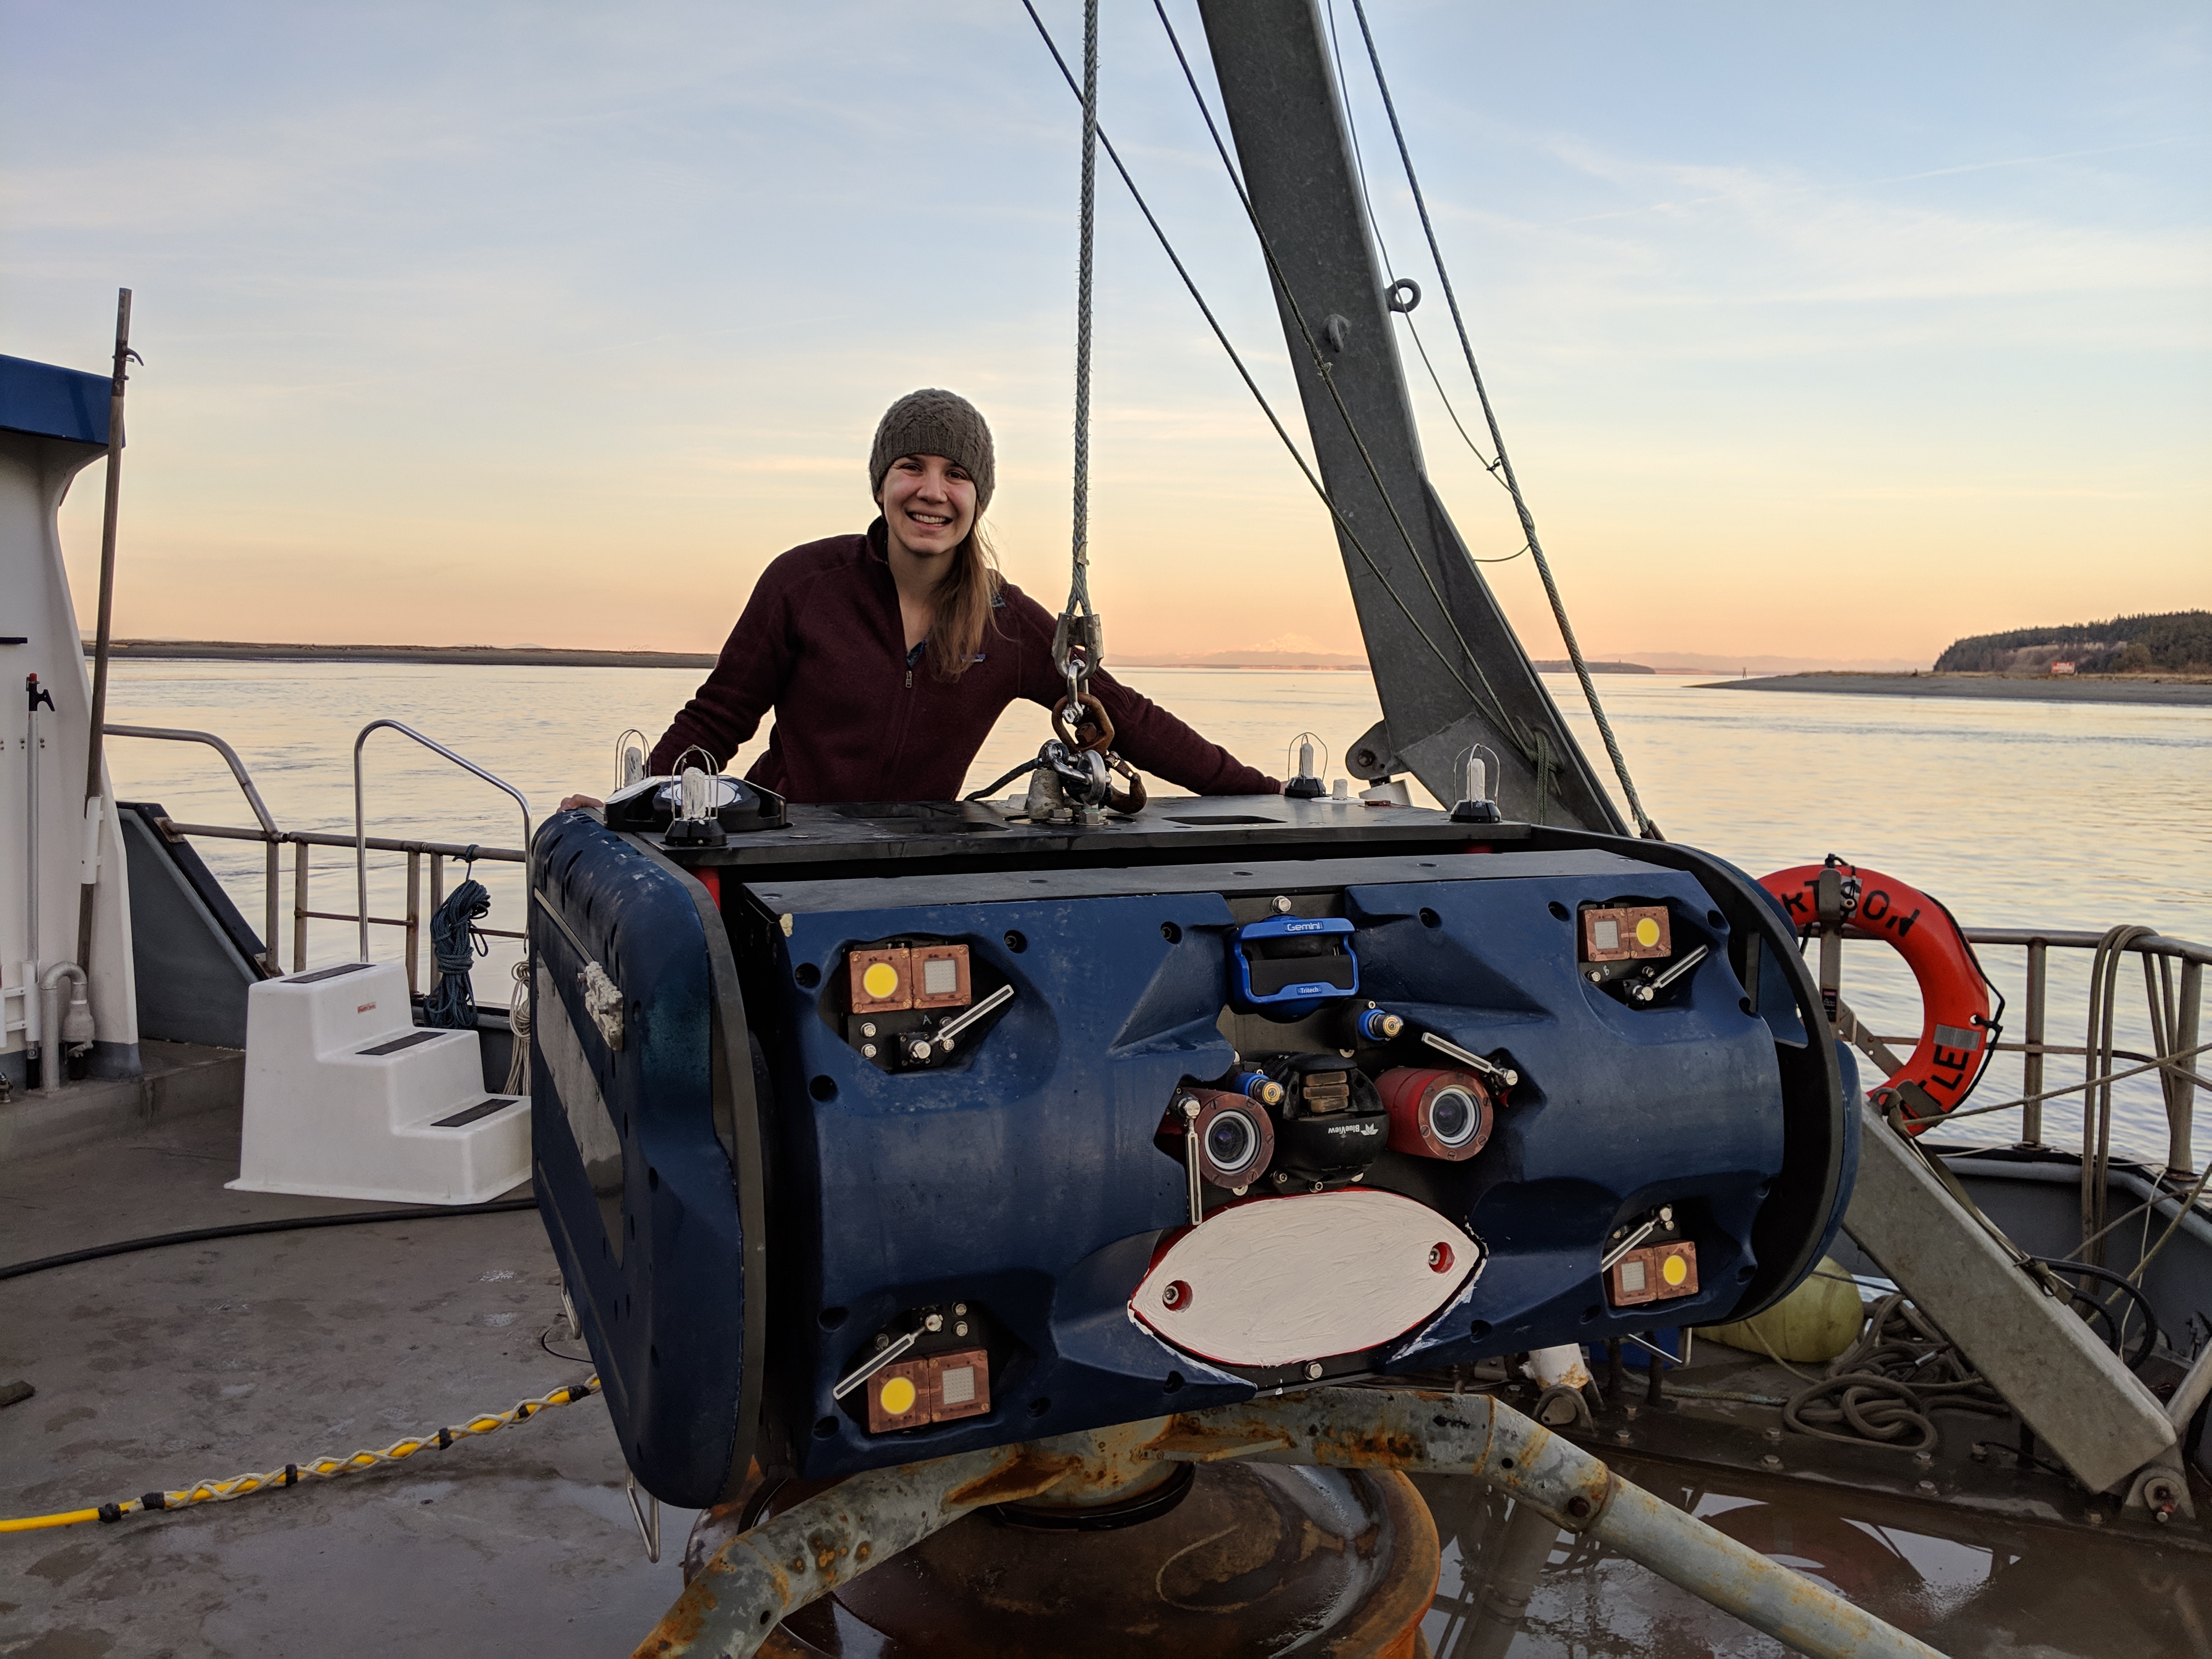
(1757, 860), (1999, 1133)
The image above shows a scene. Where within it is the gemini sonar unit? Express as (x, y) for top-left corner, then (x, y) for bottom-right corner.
(528, 785), (1856, 1508)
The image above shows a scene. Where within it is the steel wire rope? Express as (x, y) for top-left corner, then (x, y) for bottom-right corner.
(2126, 1159), (2212, 1286)
(1145, 0), (1545, 775)
(2083, 925), (2159, 1254)
(1934, 1037), (2212, 1126)
(1263, 2), (1536, 571)
(2023, 1152), (2212, 1275)
(1343, 0), (1658, 838)
(1018, 3), (1518, 766)
(1319, 3), (1518, 511)
(2146, 950), (2198, 1175)
(1054, 0), (1102, 713)
(2069, 929), (2212, 1301)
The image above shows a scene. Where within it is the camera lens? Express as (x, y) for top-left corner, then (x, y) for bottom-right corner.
(1206, 1110), (1259, 1175)
(1428, 1086), (1477, 1147)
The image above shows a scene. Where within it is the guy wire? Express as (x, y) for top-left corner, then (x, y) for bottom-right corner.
(1146, 0), (1540, 770)
(1345, 0), (1658, 837)
(1020, 2), (1521, 765)
(1321, 1), (1511, 489)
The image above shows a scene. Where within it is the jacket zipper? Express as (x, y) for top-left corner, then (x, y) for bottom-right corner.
(887, 643), (919, 775)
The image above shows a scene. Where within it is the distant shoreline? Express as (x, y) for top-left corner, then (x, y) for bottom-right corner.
(92, 639), (720, 669)
(1703, 672), (2212, 707)
(104, 644), (2193, 703)
(91, 640), (1674, 676)
(98, 640), (1381, 672)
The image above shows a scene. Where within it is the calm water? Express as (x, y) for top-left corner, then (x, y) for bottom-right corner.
(102, 662), (2209, 1163)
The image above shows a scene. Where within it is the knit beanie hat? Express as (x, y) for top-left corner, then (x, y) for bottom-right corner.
(868, 388), (995, 515)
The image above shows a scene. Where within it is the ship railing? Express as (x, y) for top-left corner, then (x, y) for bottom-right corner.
(104, 725), (525, 997)
(1836, 926), (2209, 1255)
(99, 723), (2211, 1201)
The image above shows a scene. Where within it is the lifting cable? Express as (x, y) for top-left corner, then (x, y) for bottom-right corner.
(1337, 0), (1657, 838)
(1, 1375), (600, 1534)
(1050, 0), (1105, 721)
(1019, 2), (1540, 794)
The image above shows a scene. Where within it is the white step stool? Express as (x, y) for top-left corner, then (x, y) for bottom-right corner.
(230, 961), (529, 1205)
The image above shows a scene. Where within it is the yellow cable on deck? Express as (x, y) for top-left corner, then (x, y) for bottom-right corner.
(1, 1375), (599, 1534)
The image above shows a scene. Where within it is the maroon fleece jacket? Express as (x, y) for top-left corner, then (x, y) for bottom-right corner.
(647, 523), (1279, 803)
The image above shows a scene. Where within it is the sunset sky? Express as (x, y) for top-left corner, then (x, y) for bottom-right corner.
(5, 2), (2206, 667)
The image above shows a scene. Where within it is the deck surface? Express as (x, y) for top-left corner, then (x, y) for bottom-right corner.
(3, 1104), (2203, 1657)
(0, 1103), (694, 1656)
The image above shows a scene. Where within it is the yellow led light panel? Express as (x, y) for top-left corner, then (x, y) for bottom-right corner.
(848, 946), (915, 1012)
(1581, 905), (1672, 963)
(1607, 1240), (1700, 1307)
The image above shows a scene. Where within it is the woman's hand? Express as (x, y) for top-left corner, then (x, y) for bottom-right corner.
(558, 793), (604, 812)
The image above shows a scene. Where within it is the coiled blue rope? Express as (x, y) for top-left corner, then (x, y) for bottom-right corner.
(422, 876), (490, 1029)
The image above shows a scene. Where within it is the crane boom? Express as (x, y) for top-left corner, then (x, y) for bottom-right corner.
(1195, 0), (1624, 832)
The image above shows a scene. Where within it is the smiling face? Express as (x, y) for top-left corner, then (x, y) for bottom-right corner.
(878, 453), (978, 564)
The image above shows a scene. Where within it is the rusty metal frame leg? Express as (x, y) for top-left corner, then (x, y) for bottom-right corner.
(636, 1390), (1941, 1659)
(635, 1424), (1152, 1659)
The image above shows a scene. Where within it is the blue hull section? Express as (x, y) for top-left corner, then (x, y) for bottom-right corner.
(528, 806), (1846, 1502)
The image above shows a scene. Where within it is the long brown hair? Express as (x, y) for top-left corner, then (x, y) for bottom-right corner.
(924, 518), (1003, 680)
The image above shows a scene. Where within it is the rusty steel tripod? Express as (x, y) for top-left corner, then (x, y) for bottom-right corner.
(637, 1387), (1942, 1659)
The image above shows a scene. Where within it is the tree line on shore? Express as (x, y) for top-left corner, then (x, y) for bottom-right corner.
(1934, 611), (2211, 675)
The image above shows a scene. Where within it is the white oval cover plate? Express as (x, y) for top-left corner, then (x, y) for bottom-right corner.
(1128, 1188), (1476, 1368)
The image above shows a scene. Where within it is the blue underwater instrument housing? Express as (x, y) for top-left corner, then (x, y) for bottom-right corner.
(527, 798), (1855, 1508)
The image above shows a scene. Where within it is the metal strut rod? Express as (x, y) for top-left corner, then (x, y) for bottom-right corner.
(635, 1389), (1940, 1659)
(75, 288), (141, 974)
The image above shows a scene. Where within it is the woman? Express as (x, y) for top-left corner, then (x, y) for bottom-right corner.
(575, 388), (1277, 806)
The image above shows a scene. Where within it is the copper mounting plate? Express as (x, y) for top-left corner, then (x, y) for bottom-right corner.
(1582, 905), (1672, 963)
(849, 946), (913, 1013)
(927, 1346), (991, 1422)
(1608, 1240), (1699, 1306)
(910, 944), (972, 1009)
(863, 1347), (991, 1433)
(865, 1357), (934, 1433)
